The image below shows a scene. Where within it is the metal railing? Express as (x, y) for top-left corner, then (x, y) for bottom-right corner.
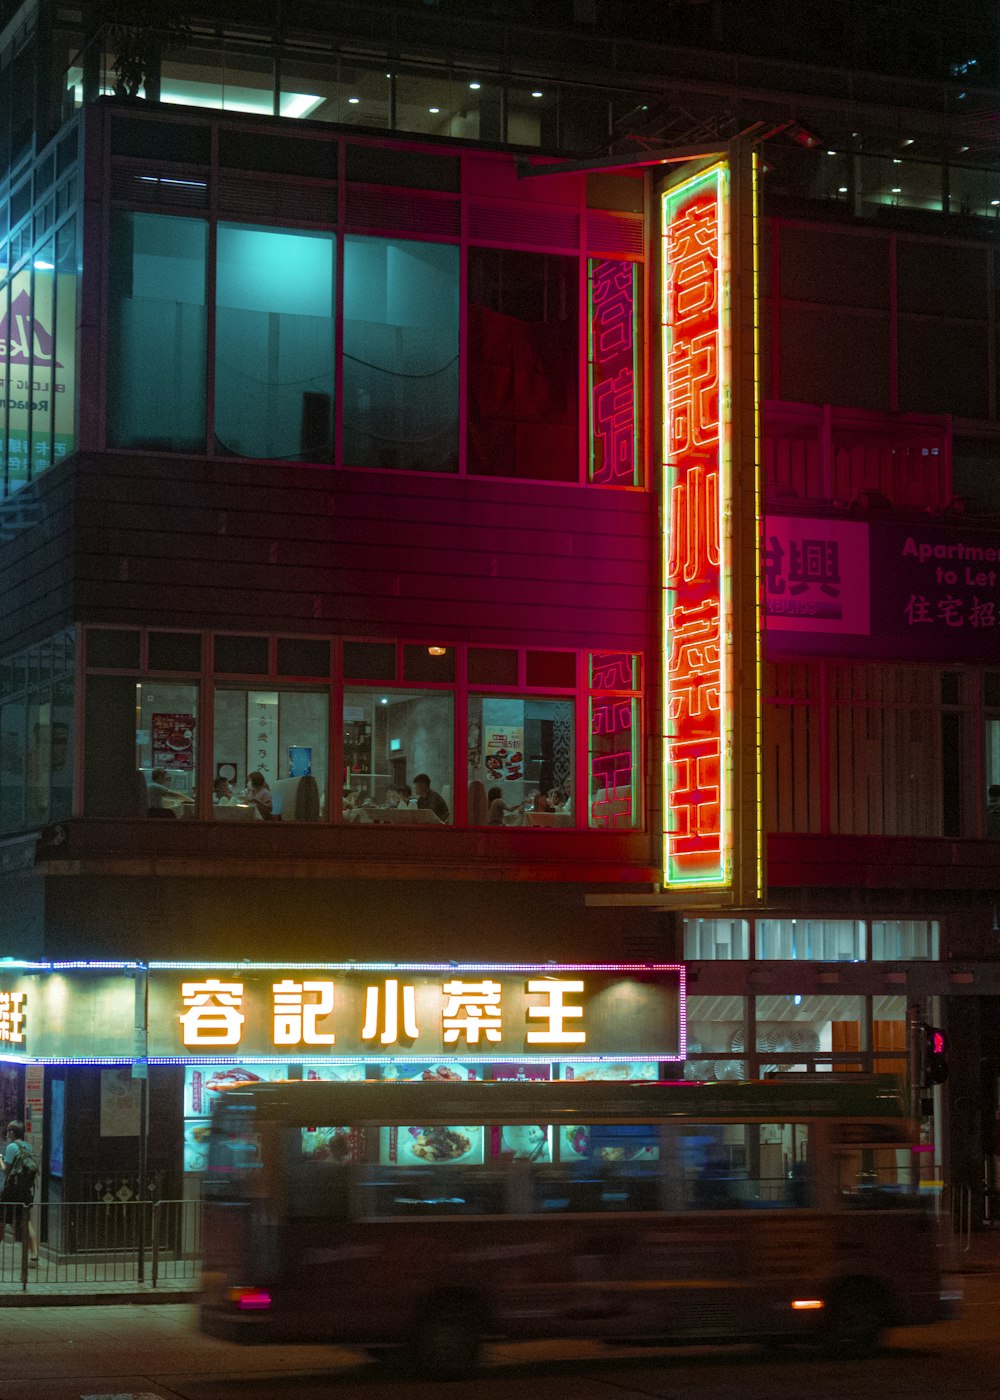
(0, 1199), (201, 1292)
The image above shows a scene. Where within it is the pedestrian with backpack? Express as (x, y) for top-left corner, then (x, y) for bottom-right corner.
(1, 1120), (38, 1264)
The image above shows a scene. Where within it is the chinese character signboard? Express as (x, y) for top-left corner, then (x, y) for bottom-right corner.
(589, 258), (640, 486)
(764, 517), (1000, 662)
(151, 965), (684, 1064)
(660, 145), (763, 905)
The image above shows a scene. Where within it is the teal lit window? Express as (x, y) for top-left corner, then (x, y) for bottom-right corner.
(215, 224), (335, 460)
(107, 213), (207, 450)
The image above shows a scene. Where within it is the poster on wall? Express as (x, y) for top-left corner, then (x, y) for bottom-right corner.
(100, 1067), (141, 1137)
(151, 713), (195, 771)
(248, 693), (278, 783)
(484, 728), (523, 783)
(380, 1124), (485, 1166)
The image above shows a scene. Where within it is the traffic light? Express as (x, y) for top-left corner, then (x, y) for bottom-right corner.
(923, 1024), (948, 1086)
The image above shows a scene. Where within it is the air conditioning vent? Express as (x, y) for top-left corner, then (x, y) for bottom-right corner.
(468, 202), (580, 249)
(346, 185), (460, 237)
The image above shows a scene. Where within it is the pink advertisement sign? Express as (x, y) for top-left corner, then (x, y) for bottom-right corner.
(765, 518), (870, 635)
(151, 713), (195, 771)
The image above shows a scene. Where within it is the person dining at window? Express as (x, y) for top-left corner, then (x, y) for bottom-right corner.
(413, 773), (449, 823)
(213, 776), (234, 805)
(147, 768), (194, 814)
(240, 771), (272, 818)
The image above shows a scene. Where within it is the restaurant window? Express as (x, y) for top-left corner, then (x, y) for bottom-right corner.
(467, 247), (579, 481)
(588, 651), (641, 830)
(84, 676), (198, 818)
(215, 224), (335, 461)
(684, 995), (746, 1083)
(213, 688), (327, 820)
(756, 919), (864, 961)
(467, 695), (574, 826)
(342, 689), (453, 821)
(342, 237), (459, 472)
(214, 635), (269, 676)
(147, 632), (201, 672)
(276, 638), (330, 679)
(107, 212), (207, 450)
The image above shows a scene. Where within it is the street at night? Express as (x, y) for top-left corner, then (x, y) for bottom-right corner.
(0, 1272), (997, 1400)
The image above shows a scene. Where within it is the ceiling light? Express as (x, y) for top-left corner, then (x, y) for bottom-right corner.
(826, 149), (836, 156)
(33, 259), (54, 270)
(429, 106), (440, 113)
(891, 187), (902, 193)
(348, 96), (360, 104)
(838, 186), (848, 193)
(427, 646), (447, 657)
(531, 90), (543, 98)
(469, 81), (481, 90)
(902, 138), (914, 146)
(380, 697), (388, 705)
(992, 200), (1000, 206)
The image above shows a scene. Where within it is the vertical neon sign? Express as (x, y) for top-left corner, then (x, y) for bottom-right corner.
(660, 149), (763, 901)
(588, 259), (639, 486)
(588, 651), (641, 829)
(662, 163), (731, 887)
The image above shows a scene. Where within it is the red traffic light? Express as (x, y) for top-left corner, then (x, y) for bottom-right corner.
(923, 1024), (948, 1086)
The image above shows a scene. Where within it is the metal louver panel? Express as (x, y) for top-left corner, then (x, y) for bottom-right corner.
(217, 175), (337, 225)
(110, 163), (209, 209)
(345, 185), (460, 237)
(467, 202), (580, 250)
(586, 212), (645, 258)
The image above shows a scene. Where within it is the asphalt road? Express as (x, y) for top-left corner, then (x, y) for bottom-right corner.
(0, 1275), (998, 1400)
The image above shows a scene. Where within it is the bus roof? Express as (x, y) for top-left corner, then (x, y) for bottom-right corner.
(209, 1075), (908, 1125)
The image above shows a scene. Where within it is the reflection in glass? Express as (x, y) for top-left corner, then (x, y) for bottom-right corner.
(215, 224), (335, 460)
(343, 238), (459, 472)
(107, 213), (207, 450)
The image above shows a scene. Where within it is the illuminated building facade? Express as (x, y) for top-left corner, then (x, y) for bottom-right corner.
(0, 0), (999, 1224)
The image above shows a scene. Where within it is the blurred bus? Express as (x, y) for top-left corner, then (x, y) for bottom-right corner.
(199, 1076), (957, 1376)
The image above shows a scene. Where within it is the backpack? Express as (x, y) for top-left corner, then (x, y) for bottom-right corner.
(8, 1139), (38, 1191)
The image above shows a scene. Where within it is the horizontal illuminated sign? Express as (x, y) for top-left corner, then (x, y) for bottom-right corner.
(0, 963), (686, 1066)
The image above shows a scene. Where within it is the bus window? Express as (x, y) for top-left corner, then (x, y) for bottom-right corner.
(359, 1163), (507, 1217)
(836, 1147), (919, 1207)
(205, 1104), (262, 1197)
(530, 1163), (661, 1213)
(669, 1123), (811, 1210)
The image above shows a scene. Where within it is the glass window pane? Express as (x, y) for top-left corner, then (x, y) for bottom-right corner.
(25, 696), (51, 828)
(342, 689), (453, 821)
(5, 268), (32, 493)
(85, 676), (198, 818)
(684, 994), (746, 1082)
(29, 241), (55, 479)
(682, 919), (749, 960)
(871, 920), (939, 960)
(50, 676), (74, 822)
(279, 58), (389, 127)
(665, 1122), (810, 1211)
(86, 629), (140, 669)
(54, 217), (76, 467)
(469, 648), (518, 687)
(213, 688), (327, 820)
(215, 224), (334, 461)
(148, 632), (201, 671)
(214, 635), (269, 675)
(403, 645), (455, 683)
(468, 695), (573, 826)
(276, 638), (330, 678)
(343, 237), (459, 472)
(526, 651), (576, 688)
(468, 247), (579, 481)
(343, 641), (395, 682)
(107, 213), (207, 450)
(756, 918), (864, 961)
(0, 697), (26, 832)
(754, 994), (864, 1062)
